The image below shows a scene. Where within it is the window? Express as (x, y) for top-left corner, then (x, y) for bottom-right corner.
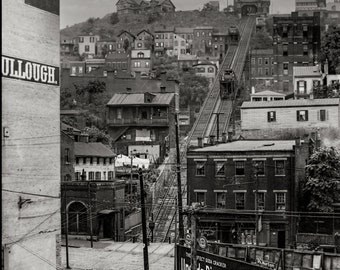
(215, 161), (225, 176)
(319, 109), (326, 121)
(89, 172), (94, 180)
(76, 157), (79, 165)
(297, 80), (307, 94)
(283, 63), (288, 75)
(95, 172), (101, 180)
(145, 61), (149, 68)
(65, 148), (70, 164)
(283, 81), (289, 92)
(282, 44), (288, 56)
(216, 193), (226, 208)
(313, 80), (320, 88)
(251, 68), (255, 75)
(303, 44), (308, 56)
(196, 161), (206, 176)
(85, 45), (90, 52)
(90, 37), (95, 42)
(253, 160), (265, 176)
(271, 68), (274, 75)
(297, 110), (308, 121)
(196, 32), (200, 37)
(137, 42), (142, 48)
(103, 158), (106, 165)
(267, 111), (276, 122)
(97, 157), (100, 164)
(79, 37), (84, 43)
(108, 171), (114, 180)
(208, 40), (212, 46)
(275, 160), (285, 176)
(256, 192), (265, 210)
(137, 52), (144, 58)
(258, 58), (262, 65)
(68, 202), (87, 234)
(134, 61), (141, 67)
(79, 67), (83, 73)
(251, 58), (255, 65)
(265, 68), (269, 75)
(75, 172), (81, 181)
(258, 68), (262, 75)
(235, 161), (245, 176)
(202, 31), (205, 37)
(235, 192), (245, 209)
(83, 158), (86, 164)
(208, 67), (214, 73)
(196, 192), (205, 204)
(71, 66), (76, 75)
(275, 192), (286, 211)
(117, 108), (122, 119)
(264, 58), (269, 65)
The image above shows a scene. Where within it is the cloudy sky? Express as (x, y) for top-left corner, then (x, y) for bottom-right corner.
(60, 0), (296, 29)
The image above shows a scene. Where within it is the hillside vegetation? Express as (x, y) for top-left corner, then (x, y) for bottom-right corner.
(61, 11), (241, 40)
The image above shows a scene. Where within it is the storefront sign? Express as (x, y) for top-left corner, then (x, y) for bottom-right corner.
(2, 55), (59, 86)
(25, 0), (59, 15)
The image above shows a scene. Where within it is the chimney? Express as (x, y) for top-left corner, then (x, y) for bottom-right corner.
(126, 87), (132, 92)
(324, 59), (329, 75)
(227, 131), (233, 142)
(160, 71), (166, 85)
(135, 71), (141, 80)
(198, 137), (203, 148)
(209, 135), (216, 145)
(221, 133), (227, 143)
(295, 137), (301, 147)
(251, 86), (256, 95)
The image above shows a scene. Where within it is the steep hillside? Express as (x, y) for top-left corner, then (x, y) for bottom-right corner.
(61, 11), (241, 40)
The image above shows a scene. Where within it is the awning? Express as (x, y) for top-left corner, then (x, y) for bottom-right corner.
(98, 209), (117, 214)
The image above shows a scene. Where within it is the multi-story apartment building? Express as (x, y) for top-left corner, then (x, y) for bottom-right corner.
(293, 65), (324, 99)
(187, 139), (309, 248)
(273, 12), (321, 92)
(2, 0), (61, 268)
(105, 52), (130, 72)
(61, 38), (77, 55)
(130, 49), (152, 75)
(240, 98), (340, 130)
(154, 26), (175, 57)
(192, 26), (214, 57)
(212, 32), (228, 59)
(117, 30), (135, 53)
(78, 34), (100, 56)
(296, 0), (326, 14)
(106, 91), (176, 161)
(250, 49), (275, 87)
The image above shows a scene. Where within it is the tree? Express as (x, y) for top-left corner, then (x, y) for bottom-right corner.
(313, 82), (340, 99)
(303, 146), (340, 212)
(251, 31), (273, 50)
(110, 13), (119, 25)
(320, 26), (340, 74)
(83, 126), (113, 146)
(75, 79), (106, 104)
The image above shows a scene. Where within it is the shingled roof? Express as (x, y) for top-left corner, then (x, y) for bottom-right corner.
(74, 142), (116, 157)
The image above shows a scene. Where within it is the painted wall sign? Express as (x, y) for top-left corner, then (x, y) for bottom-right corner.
(2, 55), (59, 86)
(25, 0), (59, 15)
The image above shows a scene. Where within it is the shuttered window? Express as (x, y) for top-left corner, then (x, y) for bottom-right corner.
(267, 111), (276, 122)
(297, 110), (308, 121)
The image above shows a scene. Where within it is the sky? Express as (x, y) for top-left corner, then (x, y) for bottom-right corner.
(60, 0), (296, 29)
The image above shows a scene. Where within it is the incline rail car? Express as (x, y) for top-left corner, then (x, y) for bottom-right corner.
(220, 68), (237, 99)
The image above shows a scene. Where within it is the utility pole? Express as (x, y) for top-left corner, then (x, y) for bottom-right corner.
(213, 112), (224, 142)
(175, 113), (184, 244)
(254, 163), (259, 246)
(88, 181), (94, 248)
(64, 188), (71, 269)
(190, 212), (197, 270)
(139, 169), (149, 270)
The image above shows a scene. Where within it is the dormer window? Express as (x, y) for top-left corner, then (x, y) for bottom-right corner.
(144, 92), (155, 103)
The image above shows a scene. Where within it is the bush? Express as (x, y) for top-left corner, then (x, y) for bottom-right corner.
(110, 13), (119, 25)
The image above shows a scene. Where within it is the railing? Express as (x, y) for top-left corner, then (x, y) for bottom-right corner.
(107, 118), (169, 125)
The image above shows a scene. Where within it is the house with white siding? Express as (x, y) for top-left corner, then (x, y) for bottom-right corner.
(293, 66), (324, 99)
(241, 98), (340, 130)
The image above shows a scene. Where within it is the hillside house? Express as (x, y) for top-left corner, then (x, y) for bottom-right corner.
(187, 139), (309, 248)
(250, 90), (286, 102)
(105, 52), (130, 72)
(293, 65), (324, 99)
(175, 27), (194, 51)
(192, 26), (214, 57)
(61, 38), (77, 55)
(193, 61), (218, 86)
(173, 34), (187, 58)
(116, 0), (143, 14)
(78, 34), (100, 56)
(117, 31), (135, 53)
(96, 39), (116, 57)
(212, 32), (228, 59)
(134, 30), (154, 50)
(130, 49), (152, 75)
(106, 91), (176, 162)
(116, 0), (175, 15)
(241, 98), (340, 130)
(154, 26), (175, 57)
(150, 0), (175, 13)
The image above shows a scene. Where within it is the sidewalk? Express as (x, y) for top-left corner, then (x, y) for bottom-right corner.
(61, 240), (175, 270)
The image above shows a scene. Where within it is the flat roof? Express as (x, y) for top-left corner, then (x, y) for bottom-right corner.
(191, 140), (297, 152)
(293, 66), (322, 77)
(250, 90), (285, 97)
(241, 98), (339, 109)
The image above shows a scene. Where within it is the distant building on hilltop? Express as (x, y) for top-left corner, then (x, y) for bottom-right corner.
(116, 0), (175, 15)
(234, 0), (270, 16)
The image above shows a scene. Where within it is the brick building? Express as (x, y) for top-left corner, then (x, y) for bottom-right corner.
(273, 12), (321, 92)
(212, 32), (228, 59)
(105, 52), (130, 72)
(192, 26), (214, 57)
(250, 49), (275, 87)
(117, 31), (135, 53)
(134, 30), (154, 50)
(187, 139), (309, 248)
(2, 0), (61, 268)
(154, 26), (175, 57)
(130, 49), (152, 75)
(96, 39), (117, 57)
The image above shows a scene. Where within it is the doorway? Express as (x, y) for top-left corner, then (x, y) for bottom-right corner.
(277, 231), (286, 248)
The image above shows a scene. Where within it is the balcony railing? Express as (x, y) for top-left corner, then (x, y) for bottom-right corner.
(107, 117), (169, 126)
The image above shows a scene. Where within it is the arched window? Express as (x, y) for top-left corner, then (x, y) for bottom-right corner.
(137, 52), (144, 58)
(208, 67), (214, 73)
(68, 202), (87, 234)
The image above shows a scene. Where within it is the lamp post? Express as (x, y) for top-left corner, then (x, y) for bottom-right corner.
(254, 163), (259, 246)
(139, 169), (149, 270)
(64, 188), (71, 269)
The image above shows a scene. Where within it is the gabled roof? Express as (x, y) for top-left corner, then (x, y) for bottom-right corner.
(192, 140), (297, 152)
(241, 98), (340, 109)
(74, 142), (116, 157)
(250, 90), (286, 97)
(61, 122), (81, 133)
(107, 92), (175, 106)
(117, 30), (136, 39)
(116, 0), (142, 6)
(151, 0), (175, 8)
(293, 66), (322, 77)
(136, 29), (154, 38)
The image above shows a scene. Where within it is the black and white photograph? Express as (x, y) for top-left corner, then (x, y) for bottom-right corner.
(2, 0), (340, 269)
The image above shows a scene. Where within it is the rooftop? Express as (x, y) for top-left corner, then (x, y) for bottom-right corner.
(107, 92), (175, 106)
(175, 27), (194, 33)
(250, 90), (286, 97)
(241, 98), (339, 109)
(192, 140), (297, 152)
(251, 49), (273, 55)
(74, 142), (116, 157)
(293, 65), (322, 77)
